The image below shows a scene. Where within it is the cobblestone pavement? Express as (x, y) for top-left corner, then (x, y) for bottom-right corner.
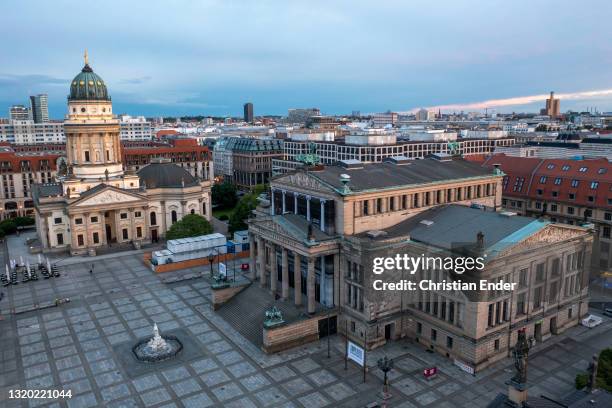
(1, 254), (611, 408)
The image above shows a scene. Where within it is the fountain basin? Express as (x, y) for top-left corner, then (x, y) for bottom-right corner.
(132, 334), (183, 362)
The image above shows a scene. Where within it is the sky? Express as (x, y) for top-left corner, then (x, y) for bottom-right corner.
(1, 0), (612, 118)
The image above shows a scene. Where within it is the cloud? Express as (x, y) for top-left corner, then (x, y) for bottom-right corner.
(0, 73), (68, 87)
(118, 76), (152, 85)
(416, 88), (612, 113)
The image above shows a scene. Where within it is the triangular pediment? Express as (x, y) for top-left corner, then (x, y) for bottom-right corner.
(493, 224), (587, 258)
(71, 185), (145, 207)
(273, 171), (335, 194)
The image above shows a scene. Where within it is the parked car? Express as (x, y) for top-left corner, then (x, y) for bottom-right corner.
(581, 314), (603, 328)
(603, 308), (612, 318)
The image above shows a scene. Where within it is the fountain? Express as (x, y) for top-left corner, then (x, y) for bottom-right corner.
(133, 323), (182, 362)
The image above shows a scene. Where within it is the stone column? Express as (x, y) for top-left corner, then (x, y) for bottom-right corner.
(282, 191), (286, 214)
(161, 201), (167, 235)
(306, 196), (311, 221)
(270, 189), (275, 215)
(415, 192), (422, 208)
(294, 194), (298, 214)
(270, 245), (278, 295)
(129, 208), (136, 241)
(307, 257), (316, 314)
(294, 253), (302, 306)
(249, 234), (256, 280)
(258, 237), (266, 287)
(333, 253), (340, 307)
(281, 248), (289, 300)
(40, 214), (49, 248)
(320, 200), (326, 232)
(180, 201), (187, 218)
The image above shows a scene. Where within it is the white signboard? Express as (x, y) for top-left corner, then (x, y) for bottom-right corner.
(347, 341), (365, 367)
(454, 359), (474, 375)
(219, 263), (227, 278)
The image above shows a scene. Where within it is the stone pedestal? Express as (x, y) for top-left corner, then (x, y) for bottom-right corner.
(508, 384), (527, 405)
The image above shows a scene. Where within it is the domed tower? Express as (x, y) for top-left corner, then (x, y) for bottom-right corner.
(64, 51), (126, 186)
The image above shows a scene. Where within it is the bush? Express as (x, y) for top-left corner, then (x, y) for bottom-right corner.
(575, 373), (588, 390)
(14, 216), (35, 227)
(0, 220), (18, 235)
(166, 214), (213, 240)
(218, 214), (229, 221)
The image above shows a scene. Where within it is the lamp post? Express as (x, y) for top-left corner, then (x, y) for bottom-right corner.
(208, 250), (215, 278)
(377, 356), (394, 400)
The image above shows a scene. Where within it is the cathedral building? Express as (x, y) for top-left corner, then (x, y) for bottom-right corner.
(33, 53), (213, 255)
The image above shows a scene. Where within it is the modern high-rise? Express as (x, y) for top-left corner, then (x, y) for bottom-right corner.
(29, 94), (49, 123)
(9, 105), (30, 121)
(244, 102), (254, 123)
(544, 91), (560, 118)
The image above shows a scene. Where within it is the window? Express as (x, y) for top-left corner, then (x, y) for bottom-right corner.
(150, 212), (157, 225)
(351, 321), (356, 333)
(568, 308), (573, 319)
(363, 200), (369, 215)
(569, 193), (576, 200)
(93, 232), (99, 244)
(136, 227), (142, 238)
(77, 234), (84, 246)
(519, 268), (528, 287)
(56, 233), (64, 245)
(536, 189), (543, 196)
(135, 211), (142, 218)
(562, 165), (570, 171)
(534, 286), (543, 309)
(539, 176), (547, 184)
(517, 293), (526, 315)
(552, 191), (558, 197)
(120, 213), (128, 219)
(75, 218), (83, 225)
(571, 179), (579, 188)
(431, 329), (437, 342)
(535, 202), (542, 209)
(551, 204), (557, 212)
(546, 163), (555, 169)
(590, 181), (599, 189)
(171, 210), (178, 223)
(106, 150), (110, 161)
(551, 258), (560, 277)
(605, 212), (611, 221)
(567, 207), (575, 215)
(494, 339), (500, 351)
(190, 209), (195, 214)
(598, 168), (607, 175)
(376, 198), (383, 213)
(535, 263), (545, 282)
(122, 228), (128, 240)
(603, 226), (611, 239)
(446, 336), (453, 349)
(554, 177), (562, 185)
(54, 217), (62, 224)
(417, 322), (422, 334)
(90, 216), (98, 223)
(579, 166), (588, 172)
(84, 151), (90, 162)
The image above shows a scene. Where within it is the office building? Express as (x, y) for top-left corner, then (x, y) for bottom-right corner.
(119, 115), (152, 140)
(29, 94), (49, 123)
(9, 105), (30, 121)
(244, 102), (254, 123)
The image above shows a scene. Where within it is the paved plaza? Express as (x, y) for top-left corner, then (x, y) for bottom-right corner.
(1, 249), (611, 407)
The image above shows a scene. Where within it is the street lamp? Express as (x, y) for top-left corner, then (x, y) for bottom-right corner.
(208, 250), (215, 278)
(377, 356), (394, 400)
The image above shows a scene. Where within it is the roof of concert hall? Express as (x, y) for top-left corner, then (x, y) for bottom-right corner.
(305, 157), (497, 192)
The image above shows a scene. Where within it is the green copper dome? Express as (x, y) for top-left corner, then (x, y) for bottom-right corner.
(69, 63), (110, 101)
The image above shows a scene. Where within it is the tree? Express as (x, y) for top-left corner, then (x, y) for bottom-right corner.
(596, 348), (612, 392)
(212, 182), (238, 209)
(0, 219), (17, 235)
(166, 214), (213, 240)
(228, 184), (266, 233)
(14, 216), (35, 227)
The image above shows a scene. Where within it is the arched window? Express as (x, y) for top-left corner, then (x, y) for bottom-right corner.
(202, 203), (207, 215)
(150, 212), (157, 226)
(171, 210), (177, 224)
(190, 209), (195, 214)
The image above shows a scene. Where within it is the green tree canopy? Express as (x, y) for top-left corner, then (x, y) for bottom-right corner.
(212, 182), (238, 209)
(597, 348), (612, 392)
(228, 184), (266, 233)
(166, 214), (213, 240)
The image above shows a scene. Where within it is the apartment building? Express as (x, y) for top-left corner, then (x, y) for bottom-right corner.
(481, 154), (611, 274)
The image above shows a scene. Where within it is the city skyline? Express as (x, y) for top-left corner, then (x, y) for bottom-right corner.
(1, 0), (612, 118)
